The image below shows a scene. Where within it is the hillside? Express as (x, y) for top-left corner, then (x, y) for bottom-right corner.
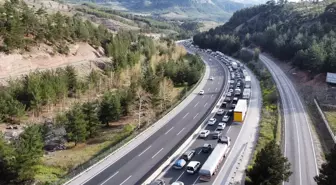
(66, 0), (254, 21)
(193, 0), (336, 73)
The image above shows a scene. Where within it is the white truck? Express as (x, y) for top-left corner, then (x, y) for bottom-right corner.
(245, 75), (251, 88)
(231, 61), (238, 70)
(199, 137), (230, 181)
(242, 88), (251, 99)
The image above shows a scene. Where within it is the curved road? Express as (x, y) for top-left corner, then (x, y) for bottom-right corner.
(75, 46), (228, 185)
(260, 54), (318, 185)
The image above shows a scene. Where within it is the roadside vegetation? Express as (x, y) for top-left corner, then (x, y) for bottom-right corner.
(314, 144), (336, 185)
(194, 0), (336, 73)
(0, 1), (206, 185)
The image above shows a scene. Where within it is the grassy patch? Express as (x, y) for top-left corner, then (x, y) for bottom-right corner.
(323, 111), (336, 134)
(35, 165), (65, 183)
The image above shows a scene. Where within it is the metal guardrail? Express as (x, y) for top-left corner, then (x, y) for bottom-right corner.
(314, 98), (336, 144)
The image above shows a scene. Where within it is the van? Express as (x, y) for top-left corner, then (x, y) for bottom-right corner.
(186, 161), (201, 174)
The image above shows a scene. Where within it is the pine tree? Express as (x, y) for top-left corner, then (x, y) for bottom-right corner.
(65, 104), (88, 145)
(99, 93), (121, 126)
(246, 140), (292, 185)
(82, 102), (100, 138)
(0, 134), (17, 183)
(65, 66), (77, 96)
(314, 145), (336, 185)
(15, 125), (44, 182)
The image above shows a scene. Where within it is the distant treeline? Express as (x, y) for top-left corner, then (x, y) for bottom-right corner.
(194, 1), (336, 73)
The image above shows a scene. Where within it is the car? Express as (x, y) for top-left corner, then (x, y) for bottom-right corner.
(216, 109), (225, 115)
(217, 122), (226, 130)
(171, 182), (184, 185)
(212, 129), (222, 139)
(186, 161), (201, 174)
(182, 150), (196, 161)
(232, 104), (236, 108)
(199, 130), (210, 138)
(226, 92), (232, 97)
(218, 135), (231, 145)
(149, 179), (165, 185)
(229, 84), (234, 89)
(202, 143), (212, 153)
(221, 102), (227, 108)
(229, 89), (234, 93)
(222, 115), (230, 122)
(173, 159), (187, 169)
(199, 90), (205, 95)
(207, 118), (217, 125)
(209, 76), (214, 80)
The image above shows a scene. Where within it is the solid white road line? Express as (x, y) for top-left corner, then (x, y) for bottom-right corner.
(227, 125), (232, 134)
(183, 112), (189, 119)
(138, 146), (152, 157)
(177, 128), (185, 136)
(192, 176), (200, 185)
(165, 127), (174, 135)
(198, 149), (202, 155)
(194, 102), (199, 107)
(204, 103), (208, 107)
(100, 171), (119, 185)
(193, 113), (199, 119)
(120, 175), (132, 185)
(176, 171), (185, 181)
(152, 148), (164, 159)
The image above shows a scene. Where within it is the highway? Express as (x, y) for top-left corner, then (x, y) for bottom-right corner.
(157, 46), (260, 185)
(80, 43), (229, 185)
(260, 54), (318, 185)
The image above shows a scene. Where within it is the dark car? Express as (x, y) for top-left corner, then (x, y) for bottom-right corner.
(202, 143), (212, 153)
(182, 150), (196, 161)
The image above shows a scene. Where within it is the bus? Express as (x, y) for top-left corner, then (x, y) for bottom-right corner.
(199, 140), (230, 181)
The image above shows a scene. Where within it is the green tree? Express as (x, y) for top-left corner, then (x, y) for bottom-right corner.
(0, 134), (17, 183)
(15, 125), (44, 182)
(65, 104), (88, 145)
(99, 93), (121, 126)
(65, 66), (77, 96)
(314, 144), (336, 185)
(82, 102), (100, 138)
(246, 140), (292, 185)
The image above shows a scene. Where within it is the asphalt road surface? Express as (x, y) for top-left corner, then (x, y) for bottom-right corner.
(159, 49), (245, 185)
(82, 45), (228, 185)
(260, 54), (318, 185)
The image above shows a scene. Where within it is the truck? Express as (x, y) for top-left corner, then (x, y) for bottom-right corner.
(233, 99), (247, 122)
(231, 61), (238, 70)
(245, 75), (251, 88)
(199, 137), (230, 181)
(242, 69), (248, 77)
(216, 51), (224, 56)
(242, 88), (251, 99)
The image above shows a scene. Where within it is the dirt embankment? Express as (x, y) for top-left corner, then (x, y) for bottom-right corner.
(0, 43), (108, 85)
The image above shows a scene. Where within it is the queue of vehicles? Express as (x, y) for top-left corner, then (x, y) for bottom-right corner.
(149, 41), (250, 185)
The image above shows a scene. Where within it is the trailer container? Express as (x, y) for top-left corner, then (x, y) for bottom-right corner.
(242, 88), (251, 99)
(233, 99), (247, 122)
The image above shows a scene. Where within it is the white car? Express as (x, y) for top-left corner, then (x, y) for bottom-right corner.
(172, 182), (184, 185)
(226, 92), (232, 97)
(229, 89), (234, 93)
(199, 130), (210, 138)
(222, 115), (230, 122)
(217, 122), (226, 130)
(207, 118), (217, 125)
(199, 90), (205, 95)
(232, 104), (236, 108)
(209, 76), (214, 80)
(216, 109), (225, 115)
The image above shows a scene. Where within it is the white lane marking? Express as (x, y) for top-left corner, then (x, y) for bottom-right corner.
(208, 88), (210, 91)
(212, 81), (214, 84)
(192, 176), (200, 185)
(211, 94), (214, 98)
(176, 171), (185, 181)
(227, 125), (232, 133)
(198, 149), (202, 154)
(215, 88), (218, 91)
(183, 112), (189, 119)
(120, 175), (132, 185)
(202, 95), (204, 99)
(204, 103), (208, 107)
(194, 102), (199, 107)
(152, 148), (164, 159)
(165, 127), (174, 135)
(138, 146), (152, 157)
(218, 82), (220, 84)
(177, 128), (185, 136)
(100, 171), (119, 185)
(193, 113), (199, 119)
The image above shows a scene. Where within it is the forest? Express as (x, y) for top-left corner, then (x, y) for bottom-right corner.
(193, 0), (336, 73)
(0, 1), (205, 185)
